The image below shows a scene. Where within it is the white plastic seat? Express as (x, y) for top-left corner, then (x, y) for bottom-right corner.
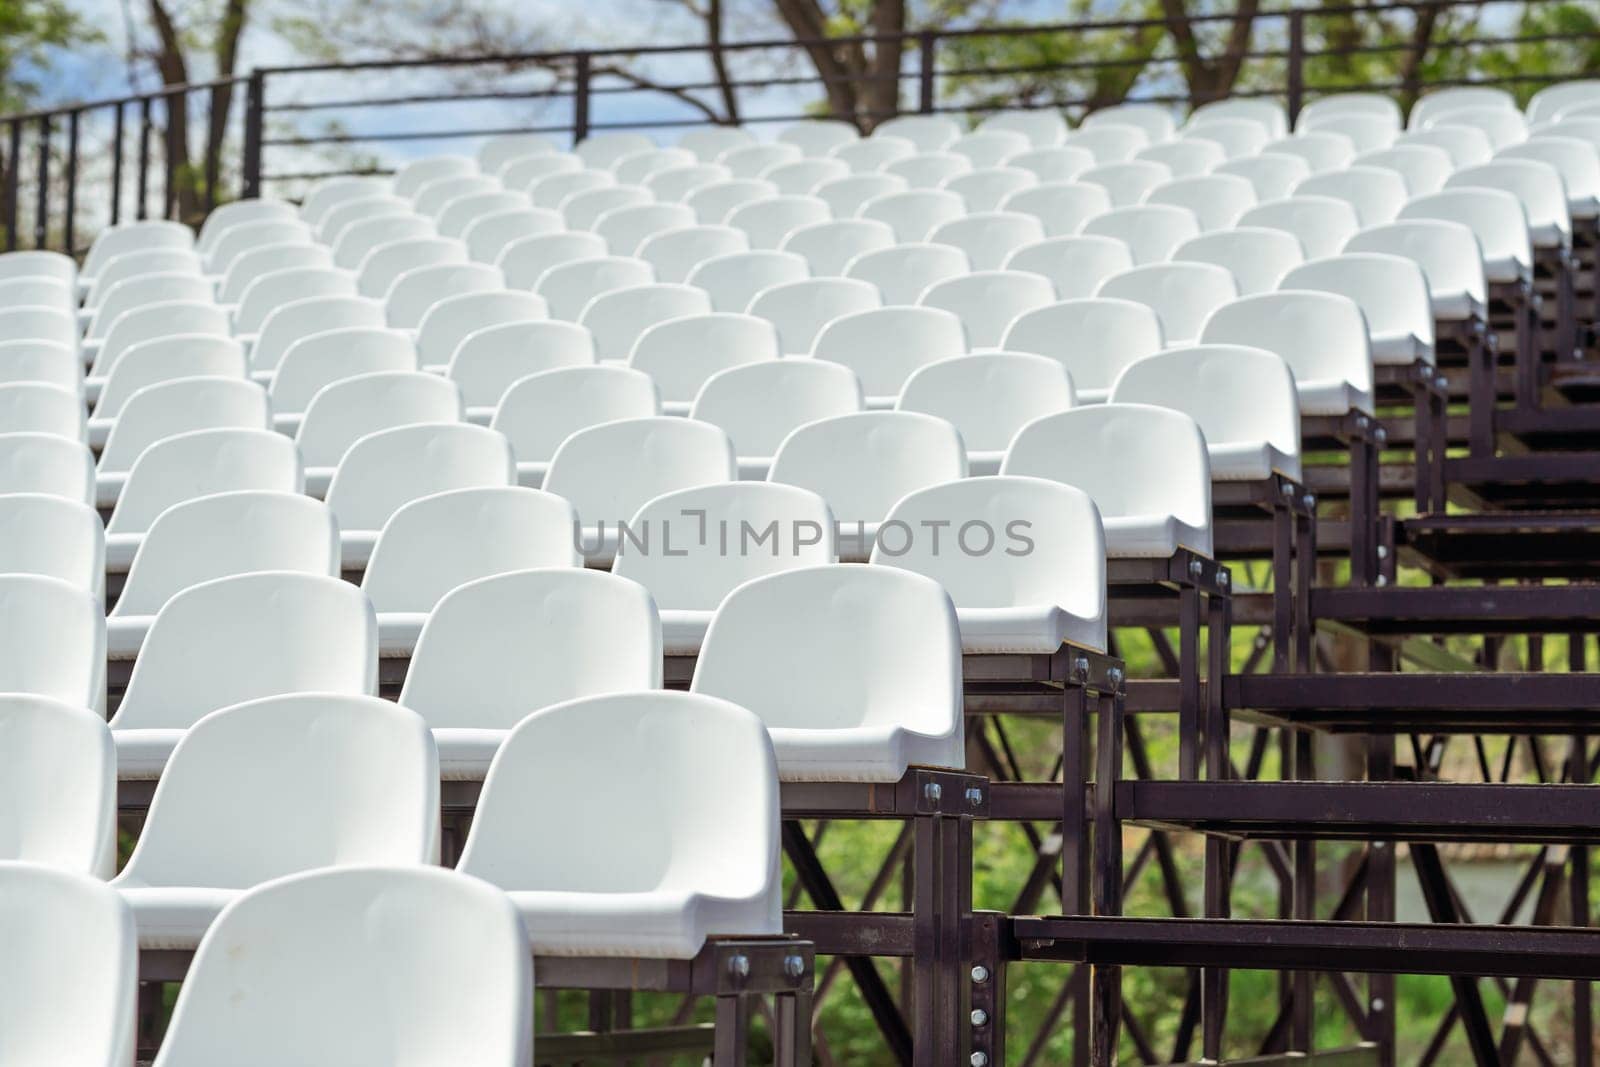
(299, 176), (395, 226)
(393, 155), (476, 199)
(415, 174), (503, 219)
(528, 169), (614, 210)
(1007, 145), (1097, 184)
(1095, 261), (1239, 346)
(1237, 195), (1361, 259)
(297, 371), (464, 487)
(885, 151), (973, 190)
(874, 476), (1106, 653)
(943, 166), (1039, 212)
(545, 416), (734, 560)
(576, 131), (656, 170)
(0, 248), (77, 289)
(0, 862), (134, 1065)
(0, 702), (117, 876)
(628, 312), (780, 412)
(97, 377), (269, 486)
(843, 243), (969, 306)
(1399, 187), (1533, 284)
(1301, 113), (1397, 153)
(1180, 118), (1269, 160)
(768, 411), (965, 560)
(495, 231), (607, 289)
(780, 120), (861, 157)
(692, 564), (962, 781)
(1502, 136), (1600, 218)
(580, 283), (713, 362)
(747, 277), (882, 355)
(0, 493), (102, 597)
(0, 276), (74, 316)
(680, 126), (755, 162)
(875, 115), (961, 153)
(331, 214), (435, 271)
(108, 492), (338, 659)
(1353, 144), (1454, 197)
(615, 482), (836, 653)
(1000, 235), (1133, 299)
(1216, 153), (1312, 201)
(89, 300), (229, 391)
(1396, 124), (1495, 167)
(1066, 124), (1148, 163)
(811, 306), (967, 408)
(951, 130), (1030, 169)
(251, 295), (387, 375)
(831, 136), (920, 177)
(1146, 174), (1258, 231)
(537, 256), (656, 321)
(313, 194), (410, 246)
(1201, 290), (1375, 415)
(1112, 344), (1301, 481)
(638, 224), (749, 283)
(1345, 220), (1489, 323)
(897, 352), (1073, 474)
(0, 573), (104, 712)
(0, 308), (77, 366)
(859, 188), (966, 243)
(356, 236), (467, 299)
(0, 432), (94, 505)
(363, 488), (579, 657)
(1136, 139), (1224, 177)
(1078, 160), (1172, 207)
(1293, 166), (1408, 227)
(498, 154), (579, 190)
(1081, 204), (1202, 265)
(93, 336), (247, 432)
(85, 273), (216, 343)
(1300, 92), (1403, 131)
(1193, 98), (1288, 139)
(82, 248), (202, 310)
(415, 289), (547, 368)
(779, 218), (896, 276)
(216, 243), (335, 305)
(150, 866), (531, 1067)
(463, 207), (567, 265)
(1412, 86), (1517, 125)
(686, 249), (809, 313)
(919, 270), (1059, 347)
(929, 211), (1046, 271)
(205, 219), (314, 276)
(235, 268), (360, 336)
(614, 147), (697, 187)
(1173, 227), (1305, 296)
(1082, 105), (1172, 142)
(999, 181), (1112, 237)
(111, 694), (438, 953)
(981, 109), (1069, 148)
(269, 328), (419, 425)
(459, 690), (778, 961)
(448, 320), (597, 419)
(0, 338), (79, 396)
(0, 381), (85, 442)
(1431, 106), (1528, 150)
(594, 202), (697, 256)
(104, 429), (302, 567)
(491, 365), (658, 487)
(563, 185), (654, 231)
(761, 157), (850, 196)
(813, 172), (909, 218)
(1000, 297), (1165, 404)
(1447, 159), (1572, 248)
(719, 144), (801, 181)
(401, 568), (657, 776)
(1527, 81), (1600, 125)
(479, 133), (557, 172)
(1003, 402), (1212, 558)
(1263, 131), (1356, 174)
(692, 360), (864, 478)
(81, 220), (193, 289)
(726, 195), (832, 251)
(435, 190), (531, 239)
(684, 178), (782, 224)
(1280, 253), (1438, 365)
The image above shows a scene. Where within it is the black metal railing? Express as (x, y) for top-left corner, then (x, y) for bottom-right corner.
(2, 0), (1594, 256)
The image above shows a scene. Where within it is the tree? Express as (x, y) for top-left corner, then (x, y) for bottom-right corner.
(0, 0), (95, 238)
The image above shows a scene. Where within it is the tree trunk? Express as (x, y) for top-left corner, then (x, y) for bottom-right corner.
(147, 0), (196, 219)
(772, 0), (864, 123)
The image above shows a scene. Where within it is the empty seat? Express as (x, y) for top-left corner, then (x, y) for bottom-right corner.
(1399, 187), (1533, 284)
(813, 172), (909, 217)
(393, 155), (476, 200)
(877, 114), (961, 153)
(761, 157), (850, 196)
(82, 248), (201, 310)
(109, 492), (339, 658)
(628, 312), (780, 412)
(0, 702), (118, 875)
(86, 273), (216, 344)
(0, 862), (134, 1066)
(0, 382), (85, 442)
(333, 215), (436, 272)
(1173, 227), (1305, 296)
(400, 568), (658, 776)
(1216, 152), (1312, 201)
(929, 211), (1046, 271)
(720, 142), (802, 180)
(679, 126), (755, 161)
(614, 147), (698, 187)
(1082, 105), (1172, 142)
(0, 492), (103, 597)
(383, 263), (504, 330)
(1345, 220), (1489, 324)
(1300, 92), (1403, 130)
(88, 302), (231, 404)
(685, 178), (782, 224)
(149, 866), (531, 1067)
(1447, 159), (1572, 248)
(725, 194), (832, 251)
(1147, 174), (1258, 231)
(579, 282), (714, 364)
(943, 166), (1039, 212)
(576, 131), (656, 170)
(0, 276), (74, 315)
(478, 132), (557, 172)
(1396, 124), (1494, 167)
(1136, 139), (1225, 177)
(1293, 166), (1408, 227)
(0, 432), (94, 505)
(1000, 180), (1113, 237)
(691, 361), (862, 479)
(81, 220), (193, 288)
(981, 109), (1070, 148)
(1413, 86), (1517, 126)
(594, 202), (697, 256)
(1263, 131), (1357, 174)
(564, 185), (654, 231)
(780, 218), (896, 276)
(1354, 144), (1454, 196)
(447, 320), (597, 419)
(217, 243), (335, 305)
(1502, 136), (1600, 219)
(314, 195), (411, 246)
(1237, 195), (1361, 259)
(0, 338), (79, 396)
(0, 308), (77, 361)
(1007, 145), (1097, 183)
(1302, 113), (1397, 153)
(1078, 160), (1172, 207)
(1096, 261), (1239, 346)
(416, 174), (503, 220)
(747, 277), (882, 355)
(1201, 291), (1375, 415)
(270, 328), (418, 424)
(859, 188), (966, 243)
(205, 219), (315, 276)
(93, 336), (247, 432)
(1431, 106), (1528, 150)
(686, 249), (810, 313)
(1111, 344), (1301, 481)
(251, 295), (387, 376)
(363, 487), (578, 655)
(1280, 253), (1437, 365)
(0, 248), (77, 289)
(638, 224), (749, 283)
(1066, 124), (1148, 164)
(768, 411), (965, 559)
(537, 256), (656, 321)
(812, 306), (967, 408)
(918, 270), (1057, 347)
(1003, 402), (1212, 558)
(1081, 204), (1203, 265)
(1527, 80), (1600, 125)
(843, 243), (969, 306)
(1181, 117), (1270, 159)
(499, 154), (579, 190)
(1000, 297), (1165, 404)
(937, 124), (1034, 166)
(691, 565), (962, 781)
(463, 207), (566, 265)
(1193, 98), (1288, 139)
(491, 365), (659, 487)
(614, 482), (836, 653)
(545, 416), (734, 560)
(235, 268), (360, 337)
(897, 352), (1074, 474)
(299, 176), (395, 224)
(299, 367), (461, 474)
(780, 119), (861, 157)
(0, 573), (104, 712)
(415, 289), (547, 369)
(97, 378), (270, 490)
(495, 231), (607, 290)
(885, 151), (973, 190)
(356, 236), (468, 299)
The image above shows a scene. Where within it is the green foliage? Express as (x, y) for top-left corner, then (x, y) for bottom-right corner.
(0, 0), (97, 112)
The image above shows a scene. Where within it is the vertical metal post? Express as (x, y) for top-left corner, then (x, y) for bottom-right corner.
(33, 116), (50, 249)
(163, 92), (179, 220)
(205, 83), (223, 214)
(918, 31), (937, 114)
(572, 52), (592, 147)
(4, 120), (19, 251)
(1286, 10), (1305, 126)
(64, 110), (79, 253)
(110, 102), (125, 225)
(240, 71), (265, 199)
(136, 96), (152, 220)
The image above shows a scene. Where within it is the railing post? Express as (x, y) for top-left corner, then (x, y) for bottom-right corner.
(110, 102), (125, 225)
(136, 96), (152, 220)
(572, 52), (592, 147)
(918, 31), (937, 114)
(64, 109), (80, 253)
(4, 120), (20, 251)
(1286, 9), (1305, 127)
(240, 70), (265, 200)
(34, 115), (50, 249)
(205, 82), (224, 213)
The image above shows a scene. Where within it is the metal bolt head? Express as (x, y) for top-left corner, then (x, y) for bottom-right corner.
(971, 965), (990, 983)
(1374, 427), (1388, 445)
(1375, 574), (1388, 587)
(1281, 481), (1294, 497)
(728, 954), (750, 980)
(1189, 557), (1203, 579)
(1372, 997), (1386, 1012)
(971, 1008), (989, 1027)
(971, 1054), (990, 1067)
(1107, 667), (1124, 689)
(783, 954), (805, 979)
(1074, 655), (1089, 681)
(965, 786), (984, 808)
(924, 781), (943, 806)
(1377, 545), (1389, 560)
(1218, 569), (1230, 588)
(1356, 414), (1369, 430)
